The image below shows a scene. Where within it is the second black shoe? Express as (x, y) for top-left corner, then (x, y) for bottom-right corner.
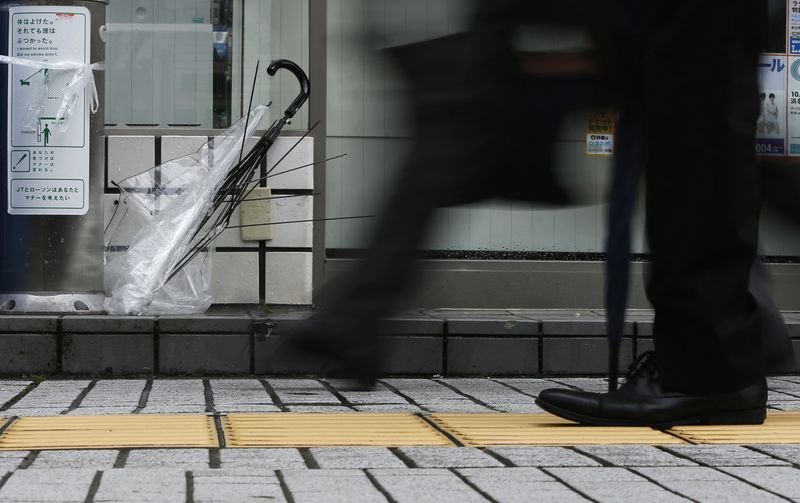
(535, 352), (767, 428)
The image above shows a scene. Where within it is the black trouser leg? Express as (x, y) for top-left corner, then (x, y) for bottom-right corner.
(641, 1), (766, 393)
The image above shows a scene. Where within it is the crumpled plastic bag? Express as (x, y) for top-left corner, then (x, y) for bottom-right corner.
(104, 105), (268, 315)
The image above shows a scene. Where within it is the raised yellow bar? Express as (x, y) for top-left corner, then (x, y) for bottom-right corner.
(430, 413), (687, 446)
(0, 414), (218, 450)
(669, 411), (800, 444)
(222, 413), (452, 447)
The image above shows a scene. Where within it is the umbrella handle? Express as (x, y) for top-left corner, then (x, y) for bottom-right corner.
(268, 59), (311, 120)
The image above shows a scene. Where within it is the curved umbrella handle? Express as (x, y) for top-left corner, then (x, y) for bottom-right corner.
(267, 59), (311, 119)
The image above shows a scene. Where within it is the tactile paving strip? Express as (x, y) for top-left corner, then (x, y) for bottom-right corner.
(0, 415), (219, 450)
(222, 413), (453, 447)
(430, 413), (687, 446)
(669, 411), (800, 444)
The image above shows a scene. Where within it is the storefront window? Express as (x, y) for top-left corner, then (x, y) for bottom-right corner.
(105, 0), (309, 130)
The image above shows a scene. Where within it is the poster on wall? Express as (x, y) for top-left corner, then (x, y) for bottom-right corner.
(6, 6), (91, 215)
(791, 0), (800, 54)
(585, 110), (615, 157)
(788, 57), (800, 154)
(756, 54), (787, 156)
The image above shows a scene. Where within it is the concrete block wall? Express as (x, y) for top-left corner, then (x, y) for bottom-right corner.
(105, 135), (314, 306)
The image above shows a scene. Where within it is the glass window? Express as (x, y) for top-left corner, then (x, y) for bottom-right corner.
(104, 0), (309, 130)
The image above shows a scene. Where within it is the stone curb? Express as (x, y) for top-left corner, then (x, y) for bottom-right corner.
(0, 311), (798, 376)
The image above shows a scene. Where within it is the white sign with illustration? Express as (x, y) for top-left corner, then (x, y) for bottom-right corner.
(6, 6), (91, 215)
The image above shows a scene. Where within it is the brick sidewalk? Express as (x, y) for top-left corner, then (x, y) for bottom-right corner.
(1, 377), (800, 502)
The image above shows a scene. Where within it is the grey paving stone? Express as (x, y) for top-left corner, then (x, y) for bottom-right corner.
(0, 452), (26, 472)
(0, 334), (57, 374)
(61, 315), (155, 333)
(192, 470), (287, 503)
(380, 336), (443, 374)
(326, 381), (410, 405)
(1, 408), (65, 417)
(79, 380), (146, 408)
(543, 338), (634, 374)
(769, 401), (800, 410)
(142, 380), (206, 411)
(29, 450), (117, 469)
(281, 469), (386, 503)
(67, 406), (138, 415)
(750, 444), (800, 464)
(634, 466), (785, 502)
(286, 405), (355, 413)
(664, 445), (790, 466)
(369, 468), (486, 503)
(547, 467), (691, 502)
(768, 390), (800, 401)
(124, 449), (210, 469)
(0, 316), (58, 333)
(0, 468), (97, 502)
(0, 381), (30, 408)
(138, 405), (208, 414)
(62, 334), (154, 375)
(93, 468), (186, 503)
(447, 338), (538, 375)
(380, 379), (488, 412)
(6, 381), (91, 413)
(210, 379), (278, 413)
(309, 448), (406, 469)
(488, 447), (600, 467)
(397, 447), (504, 468)
(268, 379), (342, 405)
(495, 378), (570, 397)
(550, 377), (612, 393)
(459, 467), (589, 502)
(439, 378), (535, 411)
(158, 314), (252, 333)
(354, 404), (426, 413)
(219, 448), (307, 470)
(720, 466), (800, 500)
(576, 445), (697, 467)
(515, 310), (603, 323)
(159, 334), (250, 374)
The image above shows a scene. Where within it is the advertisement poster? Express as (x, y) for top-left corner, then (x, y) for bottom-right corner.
(756, 54), (787, 156)
(792, 0), (800, 54)
(6, 6), (91, 215)
(585, 110), (615, 157)
(789, 57), (800, 154)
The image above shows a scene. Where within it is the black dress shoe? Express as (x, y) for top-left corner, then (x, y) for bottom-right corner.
(536, 352), (767, 428)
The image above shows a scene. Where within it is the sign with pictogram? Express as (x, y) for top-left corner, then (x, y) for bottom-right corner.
(6, 6), (91, 215)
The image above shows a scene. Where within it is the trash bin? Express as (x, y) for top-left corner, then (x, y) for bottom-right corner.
(0, 0), (106, 312)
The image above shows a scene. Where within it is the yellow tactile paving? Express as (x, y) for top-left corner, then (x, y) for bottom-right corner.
(222, 413), (453, 447)
(0, 415), (219, 450)
(669, 411), (800, 444)
(430, 413), (687, 446)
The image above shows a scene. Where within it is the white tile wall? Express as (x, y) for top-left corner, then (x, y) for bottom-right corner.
(270, 195), (313, 248)
(104, 133), (315, 306)
(265, 252), (313, 305)
(266, 137), (314, 189)
(161, 136), (209, 163)
(212, 252), (260, 304)
(107, 136), (156, 187)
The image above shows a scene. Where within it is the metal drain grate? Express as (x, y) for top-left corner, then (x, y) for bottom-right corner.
(430, 413), (687, 446)
(222, 413), (453, 447)
(669, 411), (800, 444)
(0, 415), (219, 450)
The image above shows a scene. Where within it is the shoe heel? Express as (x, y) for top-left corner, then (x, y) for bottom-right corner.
(701, 407), (766, 425)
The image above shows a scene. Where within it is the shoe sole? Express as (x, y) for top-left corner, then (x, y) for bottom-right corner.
(535, 398), (766, 429)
